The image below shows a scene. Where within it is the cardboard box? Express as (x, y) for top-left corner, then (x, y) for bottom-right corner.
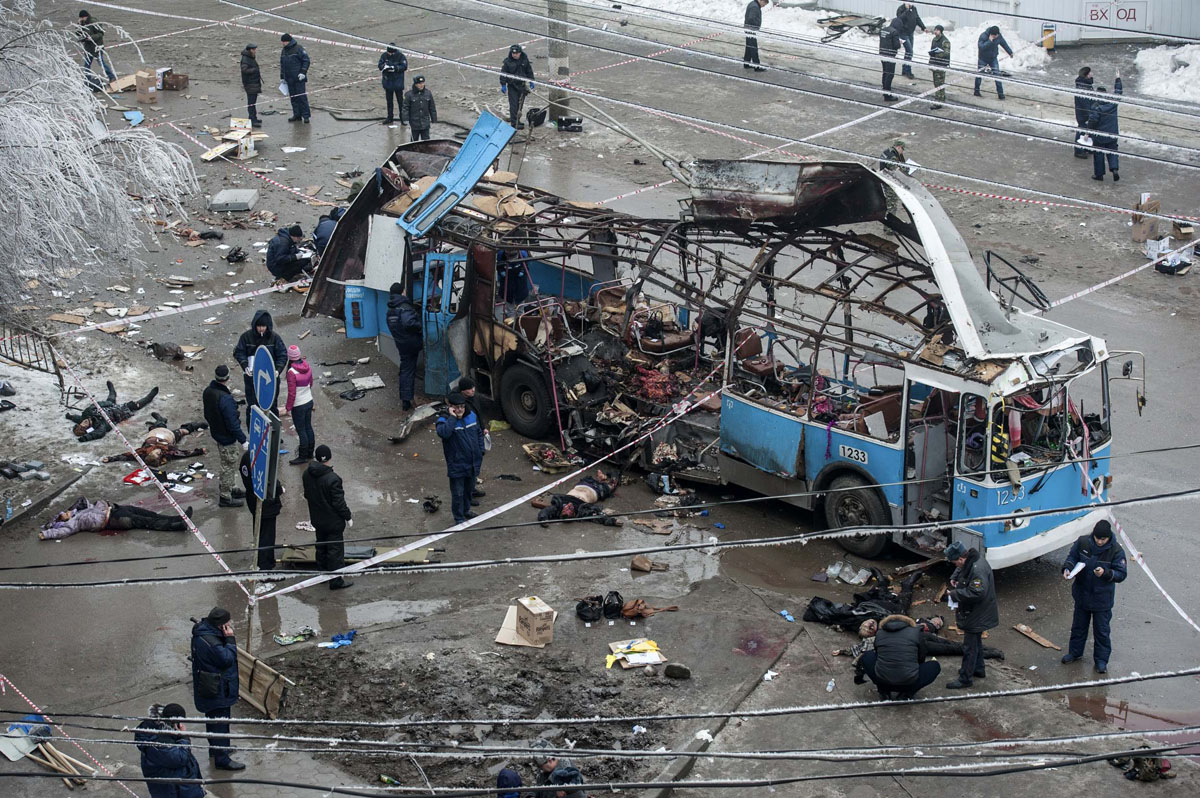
(135, 70), (158, 104)
(515, 596), (555, 646)
(1172, 221), (1195, 241)
(163, 72), (188, 91)
(154, 67), (172, 89)
(1145, 236), (1173, 259)
(1131, 196), (1160, 244)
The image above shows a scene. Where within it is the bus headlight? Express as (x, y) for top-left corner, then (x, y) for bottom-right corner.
(1005, 511), (1030, 531)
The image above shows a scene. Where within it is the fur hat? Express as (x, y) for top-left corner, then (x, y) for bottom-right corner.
(943, 540), (968, 561)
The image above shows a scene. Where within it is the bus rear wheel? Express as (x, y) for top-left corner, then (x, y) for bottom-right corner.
(500, 363), (554, 439)
(824, 473), (890, 559)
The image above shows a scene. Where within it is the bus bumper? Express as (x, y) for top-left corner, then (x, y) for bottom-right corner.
(985, 507), (1109, 569)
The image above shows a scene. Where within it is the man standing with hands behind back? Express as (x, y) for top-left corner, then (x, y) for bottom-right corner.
(1061, 519), (1127, 673)
(303, 445), (354, 590)
(279, 33), (311, 123)
(942, 540), (998, 689)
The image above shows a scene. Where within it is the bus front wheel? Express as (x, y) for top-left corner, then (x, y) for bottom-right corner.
(500, 363), (554, 439)
(824, 474), (890, 559)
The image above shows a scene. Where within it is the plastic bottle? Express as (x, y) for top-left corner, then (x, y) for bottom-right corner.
(826, 678), (835, 692)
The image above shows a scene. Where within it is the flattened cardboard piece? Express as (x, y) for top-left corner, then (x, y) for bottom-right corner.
(495, 605), (559, 648)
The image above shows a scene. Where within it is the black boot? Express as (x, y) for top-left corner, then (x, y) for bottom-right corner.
(131, 386), (159, 411)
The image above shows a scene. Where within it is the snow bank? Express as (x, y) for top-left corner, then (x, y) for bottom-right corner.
(614, 1), (1049, 72)
(1134, 43), (1200, 104)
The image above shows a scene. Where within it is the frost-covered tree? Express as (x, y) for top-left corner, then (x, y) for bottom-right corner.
(0, 0), (197, 305)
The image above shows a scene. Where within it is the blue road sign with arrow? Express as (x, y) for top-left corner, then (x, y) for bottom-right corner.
(253, 344), (277, 410)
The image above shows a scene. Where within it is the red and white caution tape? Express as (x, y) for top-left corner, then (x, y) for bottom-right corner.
(564, 30), (724, 80)
(49, 346), (252, 599)
(49, 278), (308, 338)
(1040, 239), (1197, 311)
(0, 674), (139, 797)
(925, 183), (1200, 224)
(107, 0), (311, 50)
(256, 370), (727, 601)
(168, 122), (334, 206)
(1111, 517), (1200, 634)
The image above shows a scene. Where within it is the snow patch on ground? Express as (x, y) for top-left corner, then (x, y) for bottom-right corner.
(621, 2), (1049, 73)
(1134, 43), (1200, 104)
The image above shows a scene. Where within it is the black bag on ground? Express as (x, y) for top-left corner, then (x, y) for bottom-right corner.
(603, 590), (625, 619)
(526, 106), (547, 128)
(576, 595), (603, 622)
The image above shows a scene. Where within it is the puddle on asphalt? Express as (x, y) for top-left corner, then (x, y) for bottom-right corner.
(1067, 691), (1200, 755)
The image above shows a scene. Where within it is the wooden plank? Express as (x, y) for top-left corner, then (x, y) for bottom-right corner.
(892, 558), (942, 577)
(200, 141), (238, 162)
(1013, 623), (1061, 651)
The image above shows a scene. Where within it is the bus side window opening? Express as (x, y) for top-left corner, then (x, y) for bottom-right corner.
(958, 394), (988, 480)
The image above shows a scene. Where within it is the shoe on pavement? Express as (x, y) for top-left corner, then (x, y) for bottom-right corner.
(383, 118), (394, 124)
(219, 496), (244, 508)
(883, 94), (898, 102)
(329, 578), (354, 591)
(1061, 654), (1079, 664)
(402, 400), (413, 411)
(472, 489), (486, 498)
(213, 759), (246, 771)
(288, 455), (308, 465)
(1092, 175), (1104, 181)
(929, 104), (943, 110)
(464, 512), (478, 520)
(973, 90), (982, 97)
(231, 488), (246, 499)
(973, 670), (986, 679)
(753, 66), (767, 72)
(1112, 171), (1120, 182)
(1096, 662), (1108, 674)
(997, 95), (1006, 100)
(288, 116), (300, 122)
(945, 679), (972, 689)
(303, 118), (310, 123)
(877, 689), (894, 701)
(251, 120), (263, 128)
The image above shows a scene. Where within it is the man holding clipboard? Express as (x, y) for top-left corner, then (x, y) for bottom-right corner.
(1061, 520), (1127, 674)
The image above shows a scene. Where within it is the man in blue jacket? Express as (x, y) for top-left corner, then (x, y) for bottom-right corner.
(1061, 519), (1127, 673)
(437, 392), (485, 524)
(1087, 73), (1124, 182)
(974, 25), (1013, 100)
(378, 43), (407, 124)
(312, 207), (345, 255)
(279, 33), (310, 123)
(386, 282), (423, 411)
(265, 225), (311, 281)
(201, 365), (247, 508)
(190, 608), (245, 771)
(499, 44), (535, 129)
(136, 703), (205, 798)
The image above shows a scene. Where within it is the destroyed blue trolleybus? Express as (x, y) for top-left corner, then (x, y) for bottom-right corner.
(306, 112), (1145, 568)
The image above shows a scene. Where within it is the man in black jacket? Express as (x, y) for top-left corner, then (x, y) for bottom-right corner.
(879, 17), (903, 102)
(1073, 67), (1094, 158)
(378, 43), (408, 125)
(855, 614), (940, 699)
(743, 0), (769, 72)
(265, 225), (311, 281)
(500, 44), (535, 129)
(279, 33), (311, 123)
(190, 608), (245, 770)
(1087, 73), (1124, 182)
(202, 365), (247, 508)
(895, 3), (926, 78)
(386, 283), (423, 410)
(78, 9), (117, 84)
(135, 703), (205, 798)
(303, 445), (353, 590)
(944, 541), (999, 688)
(240, 44), (263, 128)
(233, 310), (289, 425)
(240, 449), (283, 571)
(402, 75), (437, 142)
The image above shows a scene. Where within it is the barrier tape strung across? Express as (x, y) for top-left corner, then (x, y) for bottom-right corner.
(1113, 518), (1200, 635)
(49, 346), (252, 599)
(925, 182), (1200, 224)
(563, 30), (725, 79)
(168, 122), (335, 206)
(256, 369), (726, 600)
(0, 674), (140, 798)
(1039, 238), (1199, 312)
(106, 0), (310, 50)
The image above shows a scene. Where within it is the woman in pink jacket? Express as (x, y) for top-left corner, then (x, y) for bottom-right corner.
(282, 345), (316, 465)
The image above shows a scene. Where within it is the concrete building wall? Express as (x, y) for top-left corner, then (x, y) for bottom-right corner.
(815, 1), (1199, 44)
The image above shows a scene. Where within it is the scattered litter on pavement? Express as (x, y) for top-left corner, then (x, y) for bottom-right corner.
(763, 669), (779, 681)
(694, 729), (713, 742)
(1014, 623), (1061, 650)
(488, 420), (511, 432)
(607, 639), (666, 669)
(295, 520), (315, 532)
(632, 725), (648, 735)
(350, 374), (386, 391)
(779, 610), (795, 623)
(630, 554), (668, 572)
(422, 495), (441, 513)
(281, 146), (307, 153)
(273, 627), (317, 646)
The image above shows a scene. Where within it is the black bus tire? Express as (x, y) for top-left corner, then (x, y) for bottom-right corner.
(500, 364), (554, 439)
(824, 473), (890, 559)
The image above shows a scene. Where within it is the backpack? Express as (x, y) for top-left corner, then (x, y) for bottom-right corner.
(575, 595), (603, 622)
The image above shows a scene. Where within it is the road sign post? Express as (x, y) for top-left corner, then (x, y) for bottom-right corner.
(248, 405), (281, 588)
(252, 344), (278, 411)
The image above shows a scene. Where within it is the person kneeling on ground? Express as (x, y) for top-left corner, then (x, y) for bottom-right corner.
(855, 613), (941, 699)
(265, 224), (312, 281)
(537, 468), (622, 526)
(135, 703), (205, 798)
(40, 497), (190, 539)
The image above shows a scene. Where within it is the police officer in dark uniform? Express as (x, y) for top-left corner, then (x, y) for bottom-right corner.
(1061, 519), (1127, 673)
(378, 43), (407, 125)
(943, 540), (998, 689)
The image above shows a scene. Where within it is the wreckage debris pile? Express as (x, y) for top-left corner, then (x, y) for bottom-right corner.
(631, 366), (681, 403)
